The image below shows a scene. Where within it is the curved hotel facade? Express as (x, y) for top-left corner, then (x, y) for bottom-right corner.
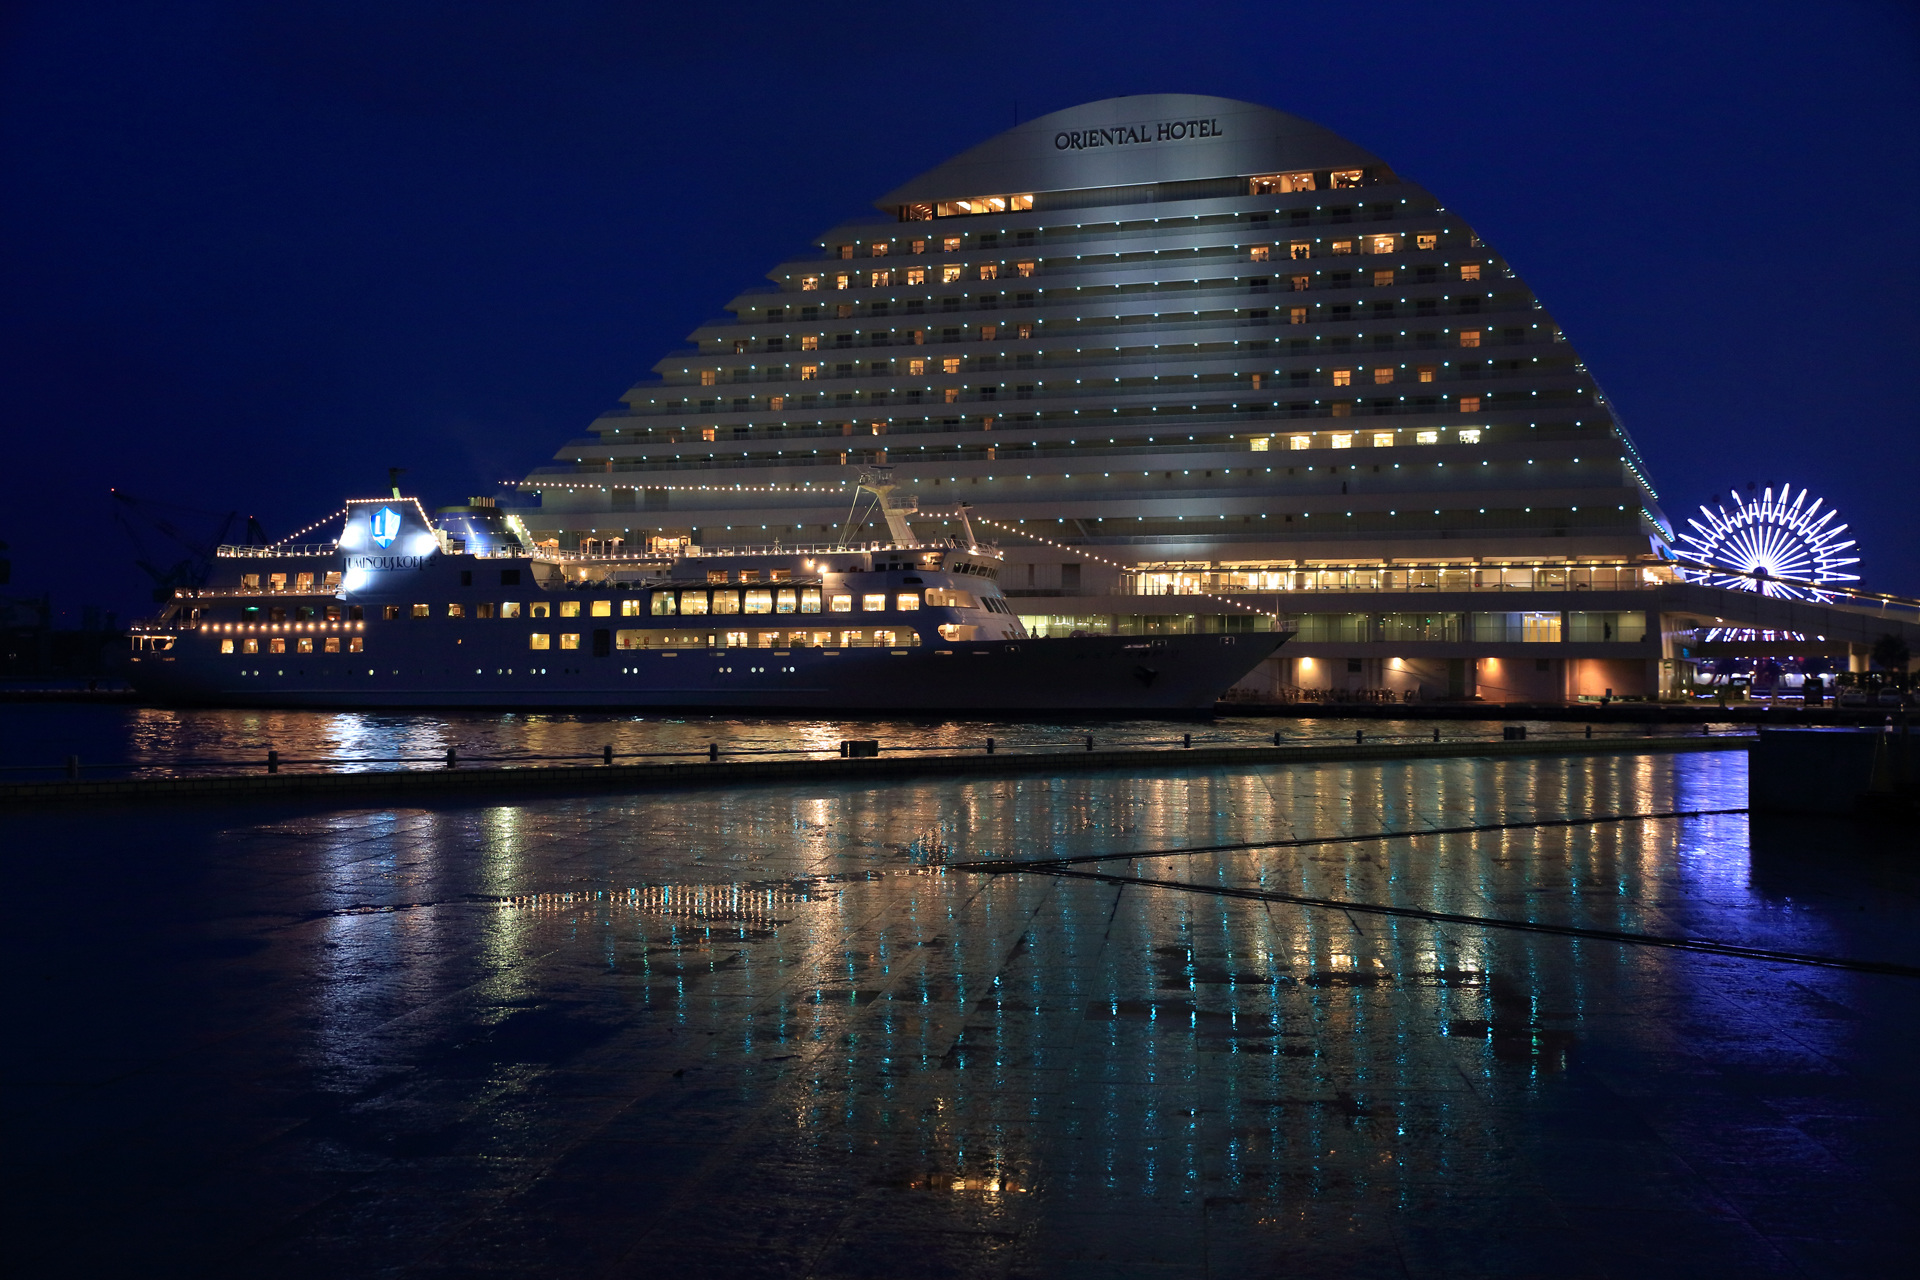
(512, 95), (1902, 701)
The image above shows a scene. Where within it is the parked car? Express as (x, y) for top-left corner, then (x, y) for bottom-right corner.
(1875, 687), (1909, 708)
(1838, 686), (1869, 708)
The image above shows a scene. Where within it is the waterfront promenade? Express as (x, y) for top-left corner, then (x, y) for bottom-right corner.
(5, 743), (1914, 1277)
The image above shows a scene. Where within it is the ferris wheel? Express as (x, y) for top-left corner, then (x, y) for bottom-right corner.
(1675, 483), (1859, 600)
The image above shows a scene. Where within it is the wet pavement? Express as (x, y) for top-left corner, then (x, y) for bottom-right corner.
(6, 748), (1917, 1277)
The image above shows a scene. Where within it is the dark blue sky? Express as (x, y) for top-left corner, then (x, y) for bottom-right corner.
(3, 0), (1916, 619)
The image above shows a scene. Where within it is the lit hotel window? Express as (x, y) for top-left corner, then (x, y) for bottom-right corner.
(768, 396), (784, 410)
(1331, 403), (1352, 417)
(870, 243), (888, 257)
(1331, 241), (1353, 255)
(906, 267), (926, 285)
(1373, 270), (1393, 287)
(1460, 396), (1482, 412)
(942, 237), (961, 252)
(1417, 429), (1440, 444)
(1459, 330), (1482, 348)
(980, 324), (997, 340)
(1459, 428), (1483, 443)
(1016, 323), (1033, 338)
(1417, 233), (1438, 250)
(1290, 275), (1309, 292)
(1016, 261), (1036, 277)
(1333, 369), (1353, 386)
(942, 357), (961, 374)
(909, 358), (926, 375)
(801, 365), (819, 380)
(1290, 435), (1312, 450)
(1331, 433), (1354, 448)
(834, 274), (850, 290)
(978, 264), (998, 280)
(1373, 368), (1393, 385)
(700, 370), (717, 386)
(1369, 235), (1396, 254)
(1250, 373), (1264, 389)
(944, 388), (960, 403)
(1330, 169), (1365, 188)
(1461, 264), (1481, 281)
(1289, 307), (1308, 324)
(1251, 172), (1315, 194)
(1250, 436), (1271, 451)
(1250, 245), (1271, 262)
(838, 245), (854, 259)
(801, 276), (819, 291)
(801, 335), (819, 350)
(910, 239), (926, 254)
(1417, 366), (1437, 383)
(1372, 432), (1393, 447)
(871, 269), (892, 287)
(941, 265), (963, 283)
(701, 426), (717, 440)
(1289, 242), (1311, 260)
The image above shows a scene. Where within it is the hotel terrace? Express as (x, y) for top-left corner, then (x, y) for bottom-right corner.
(514, 94), (1917, 701)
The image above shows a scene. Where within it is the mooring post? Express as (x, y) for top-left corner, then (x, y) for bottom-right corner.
(603, 744), (613, 765)
(66, 754), (80, 780)
(986, 737), (995, 754)
(1183, 732), (1191, 748)
(1273, 731), (1281, 746)
(1432, 727), (1439, 743)
(445, 746), (457, 769)
(267, 749), (278, 775)
(709, 742), (719, 761)
(1086, 734), (1093, 752)
(1356, 729), (1364, 744)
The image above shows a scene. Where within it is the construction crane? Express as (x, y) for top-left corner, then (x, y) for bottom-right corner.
(109, 489), (264, 603)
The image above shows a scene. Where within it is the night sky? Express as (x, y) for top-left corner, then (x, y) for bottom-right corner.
(3, 0), (1916, 621)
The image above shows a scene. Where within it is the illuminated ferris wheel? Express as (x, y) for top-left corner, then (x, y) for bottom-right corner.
(1675, 483), (1859, 600)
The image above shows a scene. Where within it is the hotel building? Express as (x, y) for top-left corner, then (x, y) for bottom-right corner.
(514, 94), (1914, 702)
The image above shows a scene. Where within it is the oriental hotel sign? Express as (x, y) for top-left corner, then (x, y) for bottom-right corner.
(1054, 118), (1224, 151)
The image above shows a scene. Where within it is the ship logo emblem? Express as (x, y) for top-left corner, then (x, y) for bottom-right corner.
(370, 506), (400, 548)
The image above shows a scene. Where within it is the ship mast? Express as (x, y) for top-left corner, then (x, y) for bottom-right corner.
(854, 467), (918, 548)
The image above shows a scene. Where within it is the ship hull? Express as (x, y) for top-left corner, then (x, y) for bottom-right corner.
(129, 632), (1287, 713)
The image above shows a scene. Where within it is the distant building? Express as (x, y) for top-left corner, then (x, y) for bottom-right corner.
(514, 94), (1913, 702)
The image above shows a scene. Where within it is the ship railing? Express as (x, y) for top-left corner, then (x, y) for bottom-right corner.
(533, 540), (997, 562)
(217, 543), (340, 558)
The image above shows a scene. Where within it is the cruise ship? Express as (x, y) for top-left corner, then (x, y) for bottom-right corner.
(125, 471), (1284, 711)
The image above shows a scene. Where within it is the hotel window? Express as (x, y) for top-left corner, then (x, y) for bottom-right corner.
(621, 599), (641, 616)
(324, 636), (340, 653)
(838, 245), (854, 259)
(559, 601), (581, 618)
(942, 237), (961, 251)
(870, 243), (888, 257)
(1458, 428), (1483, 443)
(801, 365), (819, 380)
(1369, 235), (1396, 254)
(977, 263), (998, 280)
(906, 267), (926, 285)
(348, 636), (363, 653)
(775, 589), (798, 614)
(800, 335), (819, 350)
(768, 396), (784, 410)
(871, 269), (892, 287)
(1250, 373), (1264, 389)
(1289, 276), (1310, 293)
(897, 593), (920, 611)
(447, 603), (464, 618)
(1331, 241), (1353, 255)
(979, 324), (996, 340)
(590, 600), (612, 617)
(1331, 433), (1354, 448)
(1460, 396), (1482, 413)
(243, 638), (259, 654)
(1417, 365), (1437, 383)
(1016, 261), (1036, 277)
(1289, 242), (1311, 260)
(560, 633), (580, 650)
(1372, 432), (1393, 447)
(1251, 172), (1315, 194)
(800, 275), (820, 291)
(530, 602), (550, 618)
(1333, 369), (1353, 386)
(1331, 402), (1352, 417)
(834, 274), (850, 290)
(1373, 367), (1394, 385)
(910, 239), (926, 254)
(700, 426), (717, 441)
(1373, 270), (1393, 287)
(941, 265), (963, 283)
(862, 593), (887, 612)
(270, 637), (287, 654)
(1016, 322), (1033, 338)
(942, 356), (961, 374)
(699, 369), (717, 386)
(1250, 435), (1272, 451)
(1330, 169), (1365, 189)
(909, 358), (927, 375)
(220, 638), (235, 654)
(411, 603), (429, 618)
(744, 589), (773, 614)
(829, 593), (853, 612)
(1249, 245), (1271, 262)
(712, 591), (741, 614)
(1460, 264), (1481, 281)
(1290, 435), (1312, 450)
(909, 328), (926, 344)
(1459, 330), (1482, 348)
(1289, 307), (1308, 324)
(943, 388), (960, 403)
(800, 588), (822, 613)
(1416, 233), (1438, 250)
(1417, 429), (1440, 444)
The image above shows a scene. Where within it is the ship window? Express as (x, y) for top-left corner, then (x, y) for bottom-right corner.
(1332, 241), (1355, 256)
(1417, 430), (1440, 444)
(1373, 368), (1394, 385)
(220, 639), (234, 654)
(1331, 402), (1352, 417)
(707, 570), (730, 584)
(712, 590), (740, 614)
(800, 588), (822, 613)
(838, 244), (854, 259)
(897, 593), (920, 611)
(411, 604), (429, 618)
(775, 589), (797, 614)
(720, 630), (747, 648)
(500, 601), (521, 618)
(530, 602), (550, 618)
(560, 633), (580, 650)
(241, 574), (260, 590)
(620, 599), (641, 616)
(295, 572), (315, 591)
(324, 637), (340, 653)
(1459, 428), (1483, 443)
(829, 593), (853, 613)
(800, 335), (819, 351)
(243, 638), (259, 654)
(447, 603), (464, 618)
(500, 568), (521, 586)
(744, 589), (774, 614)
(861, 593), (887, 612)
(738, 570), (759, 583)
(1460, 264), (1481, 281)
(348, 637), (363, 653)
(559, 601), (581, 618)
(679, 591), (708, 615)
(1416, 233), (1437, 250)
(269, 574), (287, 592)
(530, 633), (550, 650)
(652, 593), (677, 616)
(591, 600), (612, 617)
(1333, 369), (1353, 386)
(839, 630), (865, 646)
(380, 606), (397, 620)
(1330, 169), (1365, 189)
(270, 637), (287, 654)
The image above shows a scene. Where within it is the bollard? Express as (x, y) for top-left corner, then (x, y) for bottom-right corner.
(603, 744), (613, 766)
(1356, 729), (1364, 744)
(1432, 726), (1440, 743)
(1086, 734), (1094, 752)
(1585, 724), (1592, 739)
(267, 749), (279, 775)
(445, 746), (457, 769)
(986, 737), (995, 754)
(1183, 732), (1191, 748)
(66, 754), (80, 780)
(1273, 731), (1281, 746)
(709, 742), (719, 761)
